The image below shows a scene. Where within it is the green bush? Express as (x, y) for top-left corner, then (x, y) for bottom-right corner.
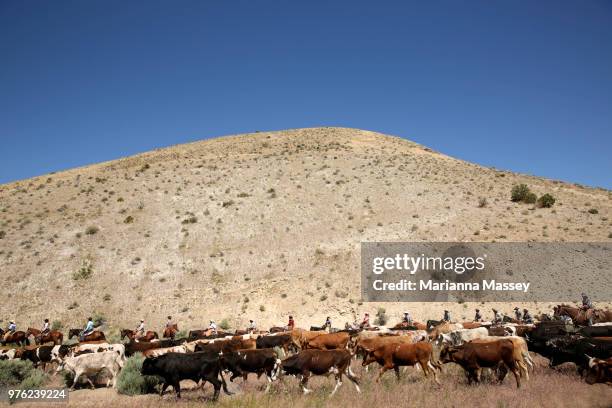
(85, 225), (99, 235)
(116, 353), (159, 395)
(511, 184), (531, 202)
(524, 192), (537, 204)
(0, 360), (47, 390)
(588, 208), (599, 214)
(51, 320), (62, 331)
(537, 193), (556, 208)
(73, 260), (93, 280)
(219, 318), (231, 330)
(375, 307), (388, 326)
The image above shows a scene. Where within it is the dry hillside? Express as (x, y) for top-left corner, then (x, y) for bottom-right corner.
(0, 127), (610, 332)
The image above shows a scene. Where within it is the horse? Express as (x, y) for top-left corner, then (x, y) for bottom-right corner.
(163, 324), (179, 340)
(26, 327), (63, 345)
(391, 321), (427, 331)
(1, 331), (29, 346)
(554, 304), (612, 326)
(269, 326), (286, 333)
(120, 328), (159, 342)
(68, 329), (106, 342)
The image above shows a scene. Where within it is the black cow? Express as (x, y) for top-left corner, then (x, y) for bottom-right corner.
(20, 346), (54, 371)
(141, 351), (232, 400)
(281, 349), (361, 395)
(256, 334), (294, 355)
(125, 340), (162, 357)
(543, 336), (612, 372)
(220, 349), (280, 392)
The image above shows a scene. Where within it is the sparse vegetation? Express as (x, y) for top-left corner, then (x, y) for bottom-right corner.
(219, 318), (230, 330)
(375, 307), (388, 325)
(537, 193), (556, 208)
(588, 208), (599, 214)
(72, 259), (93, 280)
(0, 360), (47, 391)
(116, 353), (159, 395)
(511, 184), (531, 203)
(85, 225), (99, 235)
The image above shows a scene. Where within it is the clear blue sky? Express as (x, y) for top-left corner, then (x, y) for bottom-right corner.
(1, 1), (611, 188)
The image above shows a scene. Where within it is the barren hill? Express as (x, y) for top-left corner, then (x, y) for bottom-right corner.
(0, 127), (610, 332)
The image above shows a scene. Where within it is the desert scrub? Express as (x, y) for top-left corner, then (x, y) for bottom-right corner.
(537, 193), (556, 208)
(116, 353), (159, 395)
(0, 360), (47, 390)
(524, 192), (537, 204)
(511, 184), (531, 202)
(375, 307), (388, 326)
(219, 318), (231, 330)
(85, 225), (99, 235)
(72, 259), (93, 280)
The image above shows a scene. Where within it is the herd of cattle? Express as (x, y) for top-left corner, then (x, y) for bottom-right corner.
(1, 316), (611, 401)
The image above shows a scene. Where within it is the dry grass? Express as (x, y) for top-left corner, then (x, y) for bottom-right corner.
(17, 363), (612, 408)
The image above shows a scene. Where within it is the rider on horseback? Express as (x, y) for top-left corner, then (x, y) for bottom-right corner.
(402, 311), (413, 325)
(360, 313), (370, 329)
(443, 310), (451, 322)
(3, 321), (16, 341)
(41, 319), (50, 335)
(209, 320), (217, 335)
(474, 309), (483, 322)
(581, 293), (594, 325)
(135, 319), (145, 340)
(522, 309), (533, 324)
(287, 315), (295, 331)
(247, 319), (257, 333)
(165, 316), (174, 328)
(514, 307), (522, 321)
(323, 317), (332, 331)
(492, 309), (503, 324)
(80, 317), (94, 341)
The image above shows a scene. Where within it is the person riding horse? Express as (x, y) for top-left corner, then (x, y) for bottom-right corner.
(360, 313), (371, 329)
(402, 311), (413, 325)
(80, 317), (94, 341)
(287, 315), (295, 331)
(474, 309), (483, 322)
(41, 319), (50, 336)
(208, 320), (217, 335)
(581, 293), (594, 325)
(134, 319), (145, 340)
(522, 309), (533, 324)
(3, 321), (16, 341)
(323, 316), (332, 331)
(492, 309), (503, 325)
(247, 319), (257, 333)
(443, 310), (451, 322)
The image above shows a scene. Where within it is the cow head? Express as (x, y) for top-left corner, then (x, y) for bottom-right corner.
(439, 345), (461, 364)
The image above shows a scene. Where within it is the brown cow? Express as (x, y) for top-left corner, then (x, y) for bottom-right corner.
(440, 339), (522, 388)
(585, 356), (612, 385)
(194, 337), (256, 353)
(290, 328), (324, 350)
(305, 332), (350, 350)
(362, 342), (441, 383)
(281, 349), (360, 395)
(470, 336), (532, 377)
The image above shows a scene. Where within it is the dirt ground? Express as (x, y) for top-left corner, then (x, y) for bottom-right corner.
(9, 360), (612, 408)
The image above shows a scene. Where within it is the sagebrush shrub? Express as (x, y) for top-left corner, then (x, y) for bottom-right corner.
(116, 353), (159, 395)
(524, 192), (537, 204)
(511, 184), (530, 202)
(537, 193), (556, 208)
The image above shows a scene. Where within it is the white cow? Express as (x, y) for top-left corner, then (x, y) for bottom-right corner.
(142, 345), (187, 358)
(57, 350), (123, 390)
(437, 327), (489, 346)
(71, 343), (126, 361)
(0, 349), (17, 360)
